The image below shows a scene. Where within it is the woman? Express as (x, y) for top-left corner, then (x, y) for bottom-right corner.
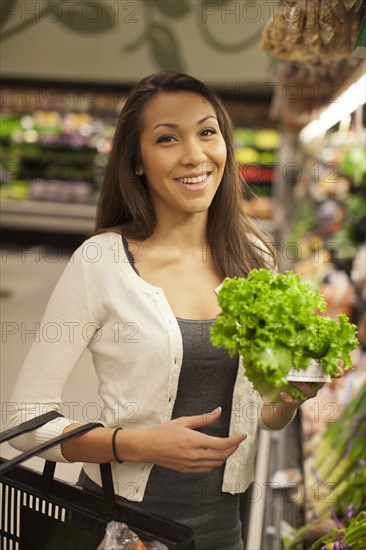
(8, 72), (322, 549)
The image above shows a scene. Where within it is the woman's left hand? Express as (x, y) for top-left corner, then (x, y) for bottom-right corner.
(279, 381), (324, 407)
(261, 366), (344, 429)
(280, 366), (344, 407)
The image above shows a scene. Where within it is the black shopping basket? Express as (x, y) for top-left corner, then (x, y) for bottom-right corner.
(0, 411), (195, 549)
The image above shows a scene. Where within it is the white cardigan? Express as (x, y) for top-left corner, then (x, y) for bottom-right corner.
(8, 232), (274, 502)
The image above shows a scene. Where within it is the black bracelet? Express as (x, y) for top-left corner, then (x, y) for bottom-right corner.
(112, 427), (124, 463)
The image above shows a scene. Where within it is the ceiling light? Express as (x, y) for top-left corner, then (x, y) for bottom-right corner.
(299, 73), (366, 143)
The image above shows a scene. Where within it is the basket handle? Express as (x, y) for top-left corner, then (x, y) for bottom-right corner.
(0, 413), (117, 517)
(41, 460), (118, 517)
(0, 410), (63, 443)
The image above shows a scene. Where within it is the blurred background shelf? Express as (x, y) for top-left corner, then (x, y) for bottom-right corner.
(1, 199), (96, 233)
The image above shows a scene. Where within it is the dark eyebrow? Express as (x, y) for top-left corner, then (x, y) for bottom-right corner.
(151, 115), (218, 133)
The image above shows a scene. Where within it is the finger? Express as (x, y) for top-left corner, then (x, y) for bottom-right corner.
(177, 461), (226, 474)
(184, 441), (245, 471)
(202, 443), (243, 461)
(195, 432), (247, 451)
(335, 365), (344, 378)
(289, 381), (323, 399)
(185, 461), (227, 473)
(280, 392), (304, 406)
(181, 407), (222, 430)
(179, 448), (241, 472)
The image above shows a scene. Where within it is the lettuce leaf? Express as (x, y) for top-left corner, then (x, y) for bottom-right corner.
(211, 269), (359, 400)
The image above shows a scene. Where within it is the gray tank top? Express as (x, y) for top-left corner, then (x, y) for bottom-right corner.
(138, 317), (244, 550)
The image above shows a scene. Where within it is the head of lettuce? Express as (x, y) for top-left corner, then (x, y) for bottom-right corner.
(210, 269), (359, 402)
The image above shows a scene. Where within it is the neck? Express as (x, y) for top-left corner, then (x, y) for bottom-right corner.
(151, 212), (209, 251)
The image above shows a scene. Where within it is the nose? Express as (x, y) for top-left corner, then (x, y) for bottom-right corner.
(180, 138), (207, 166)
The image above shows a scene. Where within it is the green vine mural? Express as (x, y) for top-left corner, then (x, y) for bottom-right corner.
(0, 0), (264, 73)
(124, 0), (189, 71)
(0, 0), (117, 38)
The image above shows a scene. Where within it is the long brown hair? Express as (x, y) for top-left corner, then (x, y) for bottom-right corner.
(95, 71), (275, 277)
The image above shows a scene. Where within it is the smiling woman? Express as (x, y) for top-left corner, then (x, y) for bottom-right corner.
(137, 91), (227, 220)
(96, 71), (274, 279)
(7, 72), (311, 550)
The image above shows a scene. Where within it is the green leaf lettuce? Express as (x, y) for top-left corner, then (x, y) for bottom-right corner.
(211, 269), (359, 401)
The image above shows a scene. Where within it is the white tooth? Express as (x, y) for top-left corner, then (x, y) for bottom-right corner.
(177, 174), (208, 184)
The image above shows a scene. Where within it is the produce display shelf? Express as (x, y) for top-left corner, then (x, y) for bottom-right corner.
(0, 199), (96, 233)
(0, 199), (276, 237)
(240, 164), (275, 183)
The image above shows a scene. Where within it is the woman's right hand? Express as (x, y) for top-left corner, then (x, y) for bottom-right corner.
(116, 407), (247, 473)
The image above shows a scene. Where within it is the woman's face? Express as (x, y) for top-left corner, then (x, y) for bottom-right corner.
(137, 91), (227, 220)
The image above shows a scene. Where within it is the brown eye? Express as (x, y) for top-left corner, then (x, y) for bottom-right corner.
(157, 135), (176, 144)
(201, 128), (217, 137)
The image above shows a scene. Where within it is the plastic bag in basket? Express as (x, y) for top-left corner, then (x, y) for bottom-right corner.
(97, 520), (169, 550)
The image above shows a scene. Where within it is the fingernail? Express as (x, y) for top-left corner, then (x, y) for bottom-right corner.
(214, 406), (222, 413)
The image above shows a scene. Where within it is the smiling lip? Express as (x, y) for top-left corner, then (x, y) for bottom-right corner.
(174, 172), (211, 191)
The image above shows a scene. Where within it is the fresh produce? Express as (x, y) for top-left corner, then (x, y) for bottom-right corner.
(340, 146), (366, 186)
(235, 146), (260, 164)
(309, 511), (366, 550)
(286, 511), (366, 550)
(283, 383), (366, 549)
(210, 269), (358, 401)
(305, 384), (366, 518)
(254, 129), (280, 150)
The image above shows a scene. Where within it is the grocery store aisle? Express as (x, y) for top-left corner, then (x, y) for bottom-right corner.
(0, 244), (101, 482)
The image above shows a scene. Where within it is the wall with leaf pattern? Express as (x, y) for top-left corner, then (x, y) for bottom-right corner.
(1, 0), (273, 83)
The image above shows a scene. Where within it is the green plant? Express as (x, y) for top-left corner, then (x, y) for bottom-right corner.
(211, 269), (358, 400)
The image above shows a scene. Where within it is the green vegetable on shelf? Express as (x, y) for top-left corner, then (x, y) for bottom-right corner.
(0, 181), (30, 200)
(210, 269), (359, 401)
(0, 114), (22, 138)
(288, 511), (366, 550)
(309, 511), (366, 550)
(258, 151), (277, 165)
(305, 384), (366, 518)
(339, 147), (366, 186)
(233, 128), (256, 147)
(235, 147), (260, 164)
(254, 129), (280, 150)
(283, 384), (366, 549)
